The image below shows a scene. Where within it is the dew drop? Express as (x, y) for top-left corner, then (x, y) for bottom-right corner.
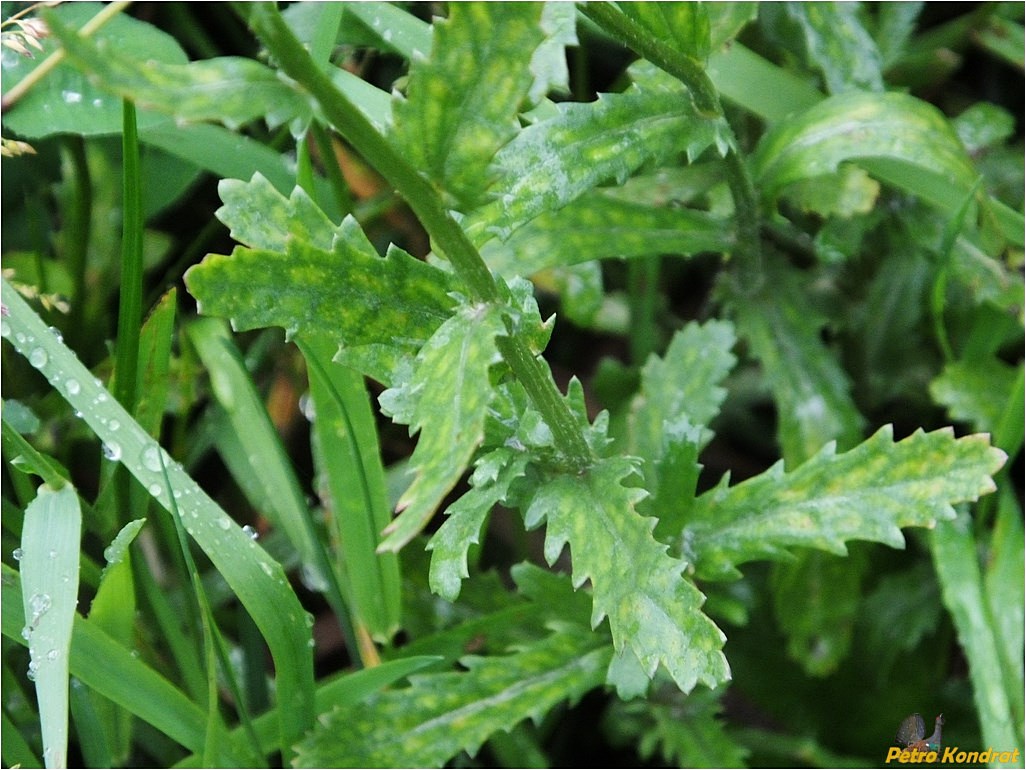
(242, 524), (259, 541)
(108, 419), (120, 432)
(0, 319), (10, 338)
(147, 483), (162, 497)
(61, 90), (82, 104)
(47, 325), (63, 343)
(102, 442), (122, 461)
(28, 348), (47, 368)
(48, 549), (57, 559)
(141, 446), (162, 472)
(65, 378), (81, 395)
(26, 662), (37, 682)
(218, 517), (231, 531)
(12, 548), (22, 561)
(15, 332), (25, 344)
(46, 649), (59, 661)
(21, 626), (31, 641)
(29, 593), (51, 615)
(260, 562), (274, 578)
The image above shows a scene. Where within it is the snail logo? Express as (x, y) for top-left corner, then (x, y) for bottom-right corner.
(896, 713), (944, 752)
(885, 713), (1021, 764)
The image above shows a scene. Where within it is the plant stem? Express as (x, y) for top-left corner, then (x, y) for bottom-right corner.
(578, 2), (764, 288)
(246, 3), (593, 467)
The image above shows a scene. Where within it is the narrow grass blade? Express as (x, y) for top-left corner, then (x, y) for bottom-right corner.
(298, 333), (401, 644)
(187, 317), (357, 654)
(2, 279), (315, 763)
(2, 707), (43, 768)
(2, 565), (246, 765)
(930, 508), (1020, 752)
(19, 483), (80, 769)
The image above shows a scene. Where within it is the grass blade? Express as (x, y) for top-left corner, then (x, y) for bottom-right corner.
(2, 279), (315, 763)
(19, 483), (80, 768)
(299, 333), (401, 646)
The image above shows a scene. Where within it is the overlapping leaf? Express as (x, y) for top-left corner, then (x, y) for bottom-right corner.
(524, 457), (730, 693)
(184, 219), (457, 377)
(480, 193), (733, 278)
(469, 67), (726, 241)
(295, 624), (610, 768)
(620, 2), (712, 60)
(751, 91), (980, 218)
(46, 10), (309, 130)
(729, 265), (864, 466)
(778, 2), (884, 93)
(683, 425), (1007, 579)
(627, 321), (737, 533)
(378, 302), (507, 552)
(427, 448), (530, 601)
(392, 3), (547, 209)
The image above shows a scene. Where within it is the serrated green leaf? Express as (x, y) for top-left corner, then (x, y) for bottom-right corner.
(45, 10), (309, 130)
(379, 302), (507, 551)
(620, 2), (711, 60)
(729, 265), (864, 466)
(295, 625), (610, 768)
(393, 3), (546, 208)
(2, 3), (185, 138)
(629, 320), (737, 458)
(427, 448), (530, 601)
(480, 192), (733, 277)
(525, 457), (730, 693)
(752, 91), (980, 220)
(627, 320), (736, 534)
(215, 174), (337, 252)
(469, 71), (724, 241)
(184, 219), (457, 361)
(780, 2), (884, 93)
(684, 425), (1006, 579)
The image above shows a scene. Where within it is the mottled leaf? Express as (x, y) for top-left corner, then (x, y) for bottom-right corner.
(480, 193), (733, 277)
(628, 320), (737, 534)
(620, 3), (711, 60)
(393, 3), (546, 208)
(781, 2), (884, 93)
(45, 10), (309, 130)
(684, 425), (1007, 580)
(470, 66), (726, 241)
(524, 457), (730, 693)
(184, 219), (457, 364)
(295, 625), (610, 768)
(215, 174), (337, 252)
(378, 302), (507, 552)
(427, 448), (530, 601)
(729, 266), (864, 466)
(752, 92), (980, 219)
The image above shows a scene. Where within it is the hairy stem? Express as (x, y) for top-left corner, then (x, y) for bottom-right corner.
(246, 3), (593, 467)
